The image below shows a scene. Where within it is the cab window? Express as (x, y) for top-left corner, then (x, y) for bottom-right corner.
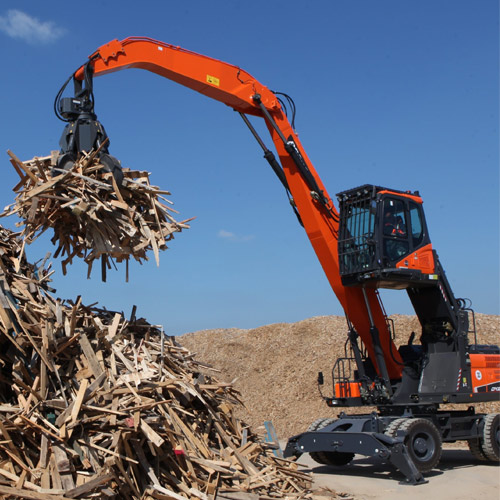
(409, 202), (424, 247)
(382, 199), (409, 262)
(383, 199), (407, 237)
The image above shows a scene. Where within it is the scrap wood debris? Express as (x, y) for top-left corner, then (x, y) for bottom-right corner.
(0, 225), (312, 499)
(2, 149), (192, 281)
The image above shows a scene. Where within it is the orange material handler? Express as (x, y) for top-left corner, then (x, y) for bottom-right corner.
(54, 37), (499, 484)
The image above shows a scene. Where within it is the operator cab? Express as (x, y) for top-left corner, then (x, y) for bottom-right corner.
(337, 184), (436, 289)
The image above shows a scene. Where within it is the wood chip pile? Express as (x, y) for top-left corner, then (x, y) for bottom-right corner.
(0, 226), (312, 499)
(2, 150), (191, 281)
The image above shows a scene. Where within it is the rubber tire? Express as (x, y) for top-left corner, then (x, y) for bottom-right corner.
(384, 418), (407, 438)
(481, 413), (499, 462)
(467, 438), (488, 461)
(307, 418), (355, 467)
(397, 418), (442, 473)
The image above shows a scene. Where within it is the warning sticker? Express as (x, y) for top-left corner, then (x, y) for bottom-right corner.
(207, 75), (220, 87)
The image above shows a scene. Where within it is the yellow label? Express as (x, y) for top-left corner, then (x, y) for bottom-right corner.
(206, 75), (220, 86)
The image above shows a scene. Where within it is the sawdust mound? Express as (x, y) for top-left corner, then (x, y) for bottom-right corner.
(180, 314), (500, 438)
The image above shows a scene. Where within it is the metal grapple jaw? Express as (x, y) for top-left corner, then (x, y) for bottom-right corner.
(55, 63), (124, 185)
(56, 108), (124, 185)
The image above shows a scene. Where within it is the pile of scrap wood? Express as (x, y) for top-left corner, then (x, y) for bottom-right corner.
(2, 150), (191, 281)
(0, 226), (312, 499)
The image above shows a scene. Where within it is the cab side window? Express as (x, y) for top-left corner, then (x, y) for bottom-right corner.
(409, 202), (424, 247)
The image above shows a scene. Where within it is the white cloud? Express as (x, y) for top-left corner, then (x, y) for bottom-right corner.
(217, 229), (254, 242)
(218, 230), (236, 239)
(0, 10), (65, 44)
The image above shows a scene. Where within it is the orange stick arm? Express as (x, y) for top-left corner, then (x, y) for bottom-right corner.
(74, 36), (403, 378)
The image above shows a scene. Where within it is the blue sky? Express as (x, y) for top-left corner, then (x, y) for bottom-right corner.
(0, 1), (498, 335)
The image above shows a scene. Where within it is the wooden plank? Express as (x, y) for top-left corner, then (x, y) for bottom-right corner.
(18, 415), (65, 443)
(69, 378), (88, 429)
(25, 172), (70, 200)
(0, 485), (67, 500)
(7, 150), (39, 184)
(79, 333), (107, 383)
(0, 467), (39, 491)
(52, 444), (75, 491)
(107, 312), (122, 340)
(77, 438), (139, 464)
(55, 371), (106, 426)
(64, 472), (115, 498)
(140, 419), (165, 448)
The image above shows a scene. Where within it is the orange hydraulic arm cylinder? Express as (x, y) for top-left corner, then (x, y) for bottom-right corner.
(74, 36), (403, 379)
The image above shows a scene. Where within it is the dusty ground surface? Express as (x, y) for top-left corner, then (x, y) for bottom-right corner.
(179, 314), (500, 438)
(180, 314), (500, 499)
(298, 447), (499, 500)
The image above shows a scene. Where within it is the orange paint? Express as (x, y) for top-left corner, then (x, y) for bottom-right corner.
(335, 381), (361, 399)
(378, 189), (423, 204)
(395, 243), (435, 274)
(470, 354), (500, 394)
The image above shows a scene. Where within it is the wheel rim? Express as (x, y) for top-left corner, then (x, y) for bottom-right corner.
(411, 432), (435, 461)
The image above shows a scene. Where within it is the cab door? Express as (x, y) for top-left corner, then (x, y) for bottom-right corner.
(379, 196), (434, 274)
(381, 197), (410, 266)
